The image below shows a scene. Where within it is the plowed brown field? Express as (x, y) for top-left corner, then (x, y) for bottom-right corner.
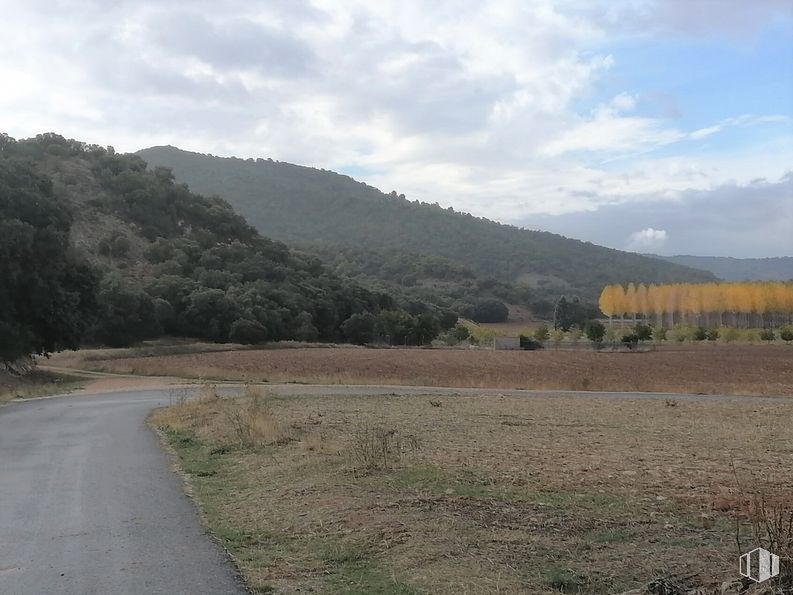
(80, 343), (793, 396)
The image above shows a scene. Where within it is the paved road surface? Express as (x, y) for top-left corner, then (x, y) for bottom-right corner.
(0, 383), (781, 595)
(0, 390), (247, 595)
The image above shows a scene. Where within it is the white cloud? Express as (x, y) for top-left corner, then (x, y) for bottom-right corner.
(627, 228), (668, 251)
(610, 92), (637, 112)
(0, 0), (789, 243)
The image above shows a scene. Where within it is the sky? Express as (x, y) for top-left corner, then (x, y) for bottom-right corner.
(1, 0), (791, 257)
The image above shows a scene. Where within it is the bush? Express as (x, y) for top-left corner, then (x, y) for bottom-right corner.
(760, 328), (776, 343)
(567, 327), (582, 342)
(533, 325), (550, 341)
(670, 325), (691, 343)
(621, 332), (639, 349)
(451, 324), (470, 342)
(550, 329), (565, 344)
(652, 326), (667, 342)
(228, 318), (268, 345)
(781, 326), (793, 343)
(692, 326), (708, 342)
(470, 299), (509, 323)
(519, 335), (544, 350)
(705, 328), (720, 341)
(635, 323), (653, 341)
(348, 424), (420, 471)
(722, 327), (741, 343)
(584, 320), (606, 343)
(341, 312), (376, 345)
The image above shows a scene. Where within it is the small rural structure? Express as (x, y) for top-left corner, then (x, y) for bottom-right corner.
(493, 336), (520, 350)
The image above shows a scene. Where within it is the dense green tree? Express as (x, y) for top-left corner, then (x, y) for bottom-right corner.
(0, 134), (449, 351)
(228, 318), (268, 345)
(554, 296), (597, 331)
(341, 313), (376, 345)
(470, 299), (509, 323)
(584, 320), (606, 344)
(89, 275), (160, 348)
(0, 158), (97, 362)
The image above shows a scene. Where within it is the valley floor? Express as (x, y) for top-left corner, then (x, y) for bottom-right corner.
(151, 385), (793, 594)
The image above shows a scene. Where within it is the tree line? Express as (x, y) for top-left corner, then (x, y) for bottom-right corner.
(0, 133), (458, 365)
(599, 282), (793, 328)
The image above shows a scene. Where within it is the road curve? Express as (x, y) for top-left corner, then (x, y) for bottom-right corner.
(0, 390), (247, 595)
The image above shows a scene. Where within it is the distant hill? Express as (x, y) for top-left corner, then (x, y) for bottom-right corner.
(2, 133), (452, 348)
(137, 146), (715, 304)
(651, 255), (793, 281)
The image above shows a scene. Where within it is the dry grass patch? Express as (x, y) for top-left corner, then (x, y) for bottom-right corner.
(0, 368), (85, 403)
(151, 388), (793, 594)
(153, 384), (293, 448)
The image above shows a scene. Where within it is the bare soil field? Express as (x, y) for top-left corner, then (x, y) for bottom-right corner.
(151, 386), (793, 594)
(67, 344), (793, 397)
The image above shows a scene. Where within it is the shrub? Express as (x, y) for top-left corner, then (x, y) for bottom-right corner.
(470, 299), (508, 323)
(621, 332), (639, 349)
(722, 327), (741, 343)
(692, 326), (708, 342)
(519, 335), (544, 350)
(341, 312), (376, 345)
(584, 320), (606, 344)
(550, 329), (565, 344)
(567, 327), (583, 342)
(759, 328), (776, 343)
(781, 326), (793, 343)
(224, 391), (289, 448)
(348, 424), (420, 471)
(228, 318), (268, 345)
(652, 326), (667, 342)
(705, 328), (720, 341)
(452, 324), (470, 341)
(635, 323), (653, 342)
(533, 325), (550, 341)
(670, 325), (691, 343)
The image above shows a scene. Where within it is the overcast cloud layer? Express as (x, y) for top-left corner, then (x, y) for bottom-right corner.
(1, 0), (791, 256)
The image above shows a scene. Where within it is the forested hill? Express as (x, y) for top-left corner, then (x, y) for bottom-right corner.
(137, 146), (715, 302)
(1, 133), (456, 355)
(651, 255), (793, 282)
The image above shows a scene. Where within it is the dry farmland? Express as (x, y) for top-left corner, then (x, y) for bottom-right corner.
(151, 386), (793, 594)
(67, 343), (793, 397)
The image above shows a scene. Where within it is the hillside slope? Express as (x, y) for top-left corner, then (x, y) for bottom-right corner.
(2, 133), (451, 348)
(652, 255), (793, 281)
(137, 146), (715, 302)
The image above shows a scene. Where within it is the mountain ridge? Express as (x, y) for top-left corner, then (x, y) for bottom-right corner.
(650, 254), (793, 281)
(137, 145), (716, 304)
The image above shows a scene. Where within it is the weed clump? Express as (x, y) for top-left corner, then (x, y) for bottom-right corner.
(348, 424), (421, 471)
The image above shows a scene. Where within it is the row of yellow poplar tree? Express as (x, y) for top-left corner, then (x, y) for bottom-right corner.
(598, 282), (793, 328)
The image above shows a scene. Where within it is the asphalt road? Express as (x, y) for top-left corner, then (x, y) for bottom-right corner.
(0, 383), (778, 595)
(0, 390), (247, 595)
